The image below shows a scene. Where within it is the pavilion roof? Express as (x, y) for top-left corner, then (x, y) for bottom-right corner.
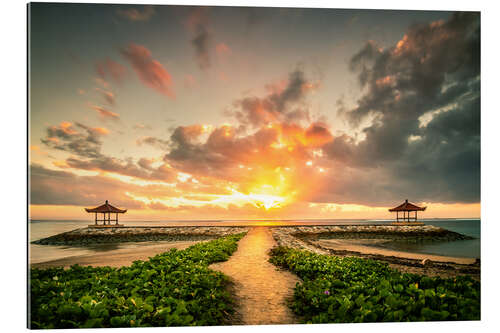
(388, 199), (426, 212)
(85, 200), (127, 214)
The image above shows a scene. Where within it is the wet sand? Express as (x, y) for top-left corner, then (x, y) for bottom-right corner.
(315, 239), (476, 265)
(30, 240), (202, 269)
(210, 227), (301, 325)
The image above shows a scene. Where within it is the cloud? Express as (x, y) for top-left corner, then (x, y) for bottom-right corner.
(40, 120), (176, 183)
(133, 123), (152, 130)
(34, 13), (480, 213)
(95, 58), (127, 84)
(149, 11), (479, 208)
(191, 26), (211, 70)
(41, 122), (109, 158)
(216, 42), (231, 57)
(90, 105), (120, 120)
(186, 7), (213, 70)
(95, 88), (115, 105)
(64, 156), (176, 182)
(116, 5), (156, 22)
(29, 163), (174, 209)
(322, 12), (480, 205)
(136, 136), (171, 150)
(232, 69), (318, 127)
(30, 164), (139, 207)
(121, 43), (175, 98)
(161, 120), (333, 201)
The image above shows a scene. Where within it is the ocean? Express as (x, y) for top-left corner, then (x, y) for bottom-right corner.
(28, 218), (480, 264)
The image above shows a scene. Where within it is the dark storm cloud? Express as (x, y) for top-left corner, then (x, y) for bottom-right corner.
(322, 12), (480, 205)
(192, 25), (212, 70)
(186, 7), (213, 70)
(243, 7), (272, 34)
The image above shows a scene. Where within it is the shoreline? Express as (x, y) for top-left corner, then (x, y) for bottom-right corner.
(271, 226), (480, 280)
(31, 225), (479, 279)
(30, 240), (206, 269)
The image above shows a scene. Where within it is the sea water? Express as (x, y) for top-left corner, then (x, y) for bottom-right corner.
(28, 218), (480, 264)
(378, 219), (480, 259)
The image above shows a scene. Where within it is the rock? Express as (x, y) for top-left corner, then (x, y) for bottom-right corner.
(33, 226), (250, 246)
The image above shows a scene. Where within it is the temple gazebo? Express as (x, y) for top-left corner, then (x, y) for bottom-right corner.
(389, 199), (426, 225)
(85, 200), (127, 227)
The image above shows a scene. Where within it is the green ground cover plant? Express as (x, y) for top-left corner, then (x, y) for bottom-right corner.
(30, 233), (245, 329)
(269, 246), (480, 323)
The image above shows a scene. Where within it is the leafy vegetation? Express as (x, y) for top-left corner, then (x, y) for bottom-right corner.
(30, 233), (245, 329)
(269, 246), (480, 323)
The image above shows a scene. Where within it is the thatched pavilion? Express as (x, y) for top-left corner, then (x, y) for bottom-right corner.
(85, 200), (127, 227)
(389, 199), (426, 224)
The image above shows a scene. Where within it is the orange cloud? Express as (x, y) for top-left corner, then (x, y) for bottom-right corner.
(121, 43), (175, 98)
(91, 105), (120, 120)
(95, 88), (115, 105)
(92, 127), (110, 135)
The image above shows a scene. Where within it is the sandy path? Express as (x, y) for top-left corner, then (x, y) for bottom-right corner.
(30, 241), (201, 269)
(210, 227), (300, 325)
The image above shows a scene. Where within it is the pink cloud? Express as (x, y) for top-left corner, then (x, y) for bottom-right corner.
(96, 58), (127, 84)
(216, 42), (231, 57)
(121, 43), (175, 98)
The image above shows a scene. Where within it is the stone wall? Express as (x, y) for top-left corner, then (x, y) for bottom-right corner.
(33, 226), (249, 246)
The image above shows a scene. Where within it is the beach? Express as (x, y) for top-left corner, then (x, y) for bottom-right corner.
(31, 223), (479, 279)
(29, 222), (481, 326)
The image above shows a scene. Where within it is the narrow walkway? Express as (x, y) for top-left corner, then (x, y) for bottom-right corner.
(210, 227), (300, 325)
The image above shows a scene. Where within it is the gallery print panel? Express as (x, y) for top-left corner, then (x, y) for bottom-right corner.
(28, 1), (480, 329)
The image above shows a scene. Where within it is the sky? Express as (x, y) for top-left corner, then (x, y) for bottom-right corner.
(28, 3), (480, 220)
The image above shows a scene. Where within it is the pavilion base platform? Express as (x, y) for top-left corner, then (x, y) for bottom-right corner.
(88, 224), (125, 228)
(391, 221), (425, 226)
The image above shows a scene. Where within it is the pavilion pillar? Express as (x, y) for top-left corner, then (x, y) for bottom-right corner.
(116, 213), (118, 225)
(95, 212), (97, 225)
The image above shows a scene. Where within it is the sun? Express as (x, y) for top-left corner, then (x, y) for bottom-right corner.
(248, 193), (286, 210)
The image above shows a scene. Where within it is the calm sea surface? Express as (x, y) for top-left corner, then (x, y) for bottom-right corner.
(28, 218), (480, 264)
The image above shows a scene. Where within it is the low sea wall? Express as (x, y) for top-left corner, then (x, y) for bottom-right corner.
(272, 225), (472, 247)
(32, 226), (249, 246)
(270, 225), (479, 278)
